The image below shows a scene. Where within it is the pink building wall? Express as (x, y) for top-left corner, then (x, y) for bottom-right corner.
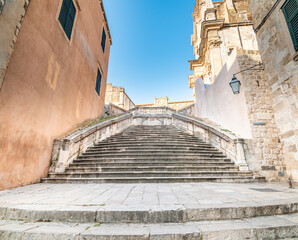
(0, 0), (111, 190)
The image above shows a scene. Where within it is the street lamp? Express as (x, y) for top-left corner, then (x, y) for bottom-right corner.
(229, 75), (241, 94)
(230, 62), (264, 94)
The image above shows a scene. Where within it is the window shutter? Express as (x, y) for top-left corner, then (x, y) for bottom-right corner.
(95, 69), (102, 96)
(101, 28), (107, 52)
(59, 0), (76, 40)
(282, 0), (298, 50)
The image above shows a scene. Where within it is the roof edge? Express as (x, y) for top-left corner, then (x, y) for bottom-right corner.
(99, 0), (112, 45)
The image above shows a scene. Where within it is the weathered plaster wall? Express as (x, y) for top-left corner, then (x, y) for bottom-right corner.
(0, 0), (5, 14)
(249, 0), (298, 183)
(0, 0), (111, 190)
(0, 0), (31, 91)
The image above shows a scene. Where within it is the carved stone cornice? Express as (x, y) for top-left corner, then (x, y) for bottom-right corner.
(208, 37), (221, 49)
(189, 19), (224, 71)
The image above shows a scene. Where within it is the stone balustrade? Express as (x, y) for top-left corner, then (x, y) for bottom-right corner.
(104, 103), (129, 117)
(49, 108), (250, 174)
(131, 106), (176, 115)
(177, 103), (196, 116)
(50, 113), (132, 173)
(130, 107), (175, 125)
(172, 113), (249, 171)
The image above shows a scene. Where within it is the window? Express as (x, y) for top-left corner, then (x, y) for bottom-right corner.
(101, 27), (106, 52)
(282, 0), (298, 51)
(95, 69), (102, 96)
(59, 0), (76, 40)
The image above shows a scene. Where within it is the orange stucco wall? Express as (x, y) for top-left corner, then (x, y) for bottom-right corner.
(0, 0), (111, 190)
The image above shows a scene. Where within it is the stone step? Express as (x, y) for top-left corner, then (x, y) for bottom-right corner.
(85, 150), (221, 155)
(80, 153), (226, 158)
(49, 171), (252, 178)
(107, 136), (201, 140)
(65, 166), (238, 173)
(0, 213), (297, 240)
(74, 158), (232, 164)
(119, 133), (196, 137)
(103, 138), (202, 142)
(42, 176), (261, 184)
(70, 161), (235, 167)
(87, 148), (219, 153)
(91, 146), (216, 150)
(0, 196), (293, 224)
(95, 142), (213, 147)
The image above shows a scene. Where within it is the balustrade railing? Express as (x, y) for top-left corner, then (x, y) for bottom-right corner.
(131, 106), (176, 115)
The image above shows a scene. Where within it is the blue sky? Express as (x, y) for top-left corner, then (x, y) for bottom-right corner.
(104, 0), (195, 104)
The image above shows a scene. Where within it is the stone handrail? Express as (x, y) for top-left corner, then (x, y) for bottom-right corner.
(50, 113), (133, 173)
(172, 113), (249, 171)
(107, 103), (129, 114)
(177, 103), (195, 116)
(130, 106), (176, 115)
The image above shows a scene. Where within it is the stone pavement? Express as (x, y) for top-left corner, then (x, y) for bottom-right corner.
(0, 182), (297, 211)
(0, 182), (297, 239)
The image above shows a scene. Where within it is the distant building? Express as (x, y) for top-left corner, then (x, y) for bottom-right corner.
(137, 97), (194, 110)
(0, 0), (112, 190)
(105, 83), (135, 110)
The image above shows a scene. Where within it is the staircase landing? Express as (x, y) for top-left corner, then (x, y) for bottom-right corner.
(0, 182), (297, 239)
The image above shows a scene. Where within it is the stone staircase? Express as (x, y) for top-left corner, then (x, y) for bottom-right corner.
(43, 125), (263, 183)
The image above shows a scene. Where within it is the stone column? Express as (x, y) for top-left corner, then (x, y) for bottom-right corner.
(55, 139), (71, 173)
(209, 38), (222, 83)
(234, 138), (249, 171)
(119, 88), (125, 109)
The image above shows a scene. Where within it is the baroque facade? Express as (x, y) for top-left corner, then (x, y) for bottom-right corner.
(0, 0), (112, 190)
(189, 0), (293, 182)
(189, 0), (259, 87)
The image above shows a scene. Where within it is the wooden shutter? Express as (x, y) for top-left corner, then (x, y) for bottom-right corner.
(282, 0), (298, 50)
(101, 28), (107, 52)
(59, 0), (76, 40)
(95, 69), (102, 96)
(65, 2), (76, 39)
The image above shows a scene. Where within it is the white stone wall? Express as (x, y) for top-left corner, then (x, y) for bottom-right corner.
(195, 49), (253, 139)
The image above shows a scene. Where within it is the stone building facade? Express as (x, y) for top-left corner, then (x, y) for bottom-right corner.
(105, 83), (135, 110)
(0, 0), (112, 190)
(249, 0), (298, 184)
(190, 0), (286, 181)
(189, 0), (259, 88)
(137, 97), (194, 111)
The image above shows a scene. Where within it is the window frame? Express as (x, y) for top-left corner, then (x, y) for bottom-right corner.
(281, 0), (298, 51)
(95, 67), (102, 97)
(101, 27), (107, 53)
(56, 0), (78, 44)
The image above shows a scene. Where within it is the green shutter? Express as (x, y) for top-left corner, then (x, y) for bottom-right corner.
(282, 0), (298, 51)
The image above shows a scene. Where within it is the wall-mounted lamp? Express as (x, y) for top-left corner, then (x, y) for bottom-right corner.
(230, 62), (264, 94)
